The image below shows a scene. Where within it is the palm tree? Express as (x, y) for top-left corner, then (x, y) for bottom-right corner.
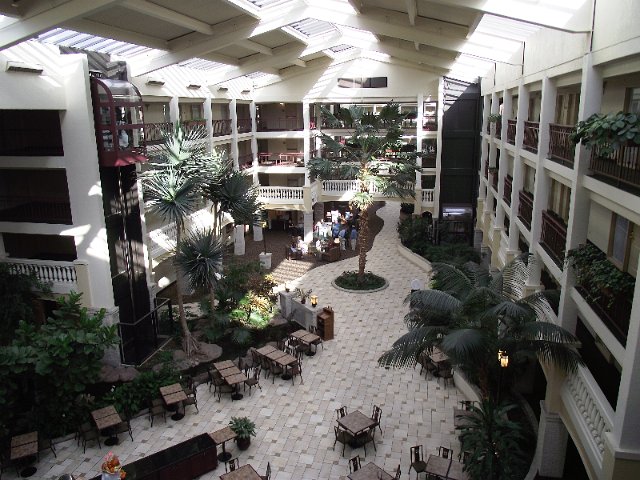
(458, 400), (531, 480)
(308, 103), (420, 281)
(175, 229), (225, 312)
(379, 253), (582, 399)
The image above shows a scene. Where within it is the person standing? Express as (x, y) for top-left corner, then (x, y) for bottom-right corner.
(350, 226), (358, 250)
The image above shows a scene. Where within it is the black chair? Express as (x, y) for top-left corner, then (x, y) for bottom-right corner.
(439, 366), (454, 387)
(371, 405), (383, 435)
(244, 366), (262, 394)
(460, 400), (474, 411)
(394, 464), (401, 480)
(38, 436), (56, 459)
(148, 398), (167, 426)
(77, 422), (101, 453)
(409, 445), (427, 479)
(214, 377), (234, 401)
(260, 462), (271, 480)
(333, 426), (354, 456)
(438, 446), (452, 459)
(269, 360), (284, 383)
(225, 458), (239, 472)
(114, 418), (133, 442)
(348, 455), (361, 473)
(183, 383), (198, 414)
(290, 359), (303, 385)
(336, 406), (348, 419)
(308, 325), (324, 351)
(354, 427), (376, 456)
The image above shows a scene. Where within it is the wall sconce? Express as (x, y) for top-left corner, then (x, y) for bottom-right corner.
(310, 295), (318, 307)
(499, 350), (509, 368)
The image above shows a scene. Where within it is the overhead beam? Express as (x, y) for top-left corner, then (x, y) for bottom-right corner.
(199, 52), (240, 66)
(0, 0), (118, 50)
(64, 18), (169, 51)
(237, 39), (272, 56)
(221, 0), (261, 19)
(406, 0), (417, 26)
(121, 0), (214, 35)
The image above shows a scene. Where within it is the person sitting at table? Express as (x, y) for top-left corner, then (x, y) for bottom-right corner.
(296, 236), (308, 255)
(331, 221), (341, 238)
(338, 227), (347, 250)
(287, 237), (298, 259)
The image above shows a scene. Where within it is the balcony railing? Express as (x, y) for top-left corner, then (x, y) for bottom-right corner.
(495, 120), (502, 139)
(257, 117), (304, 131)
(237, 118), (252, 134)
(506, 119), (516, 144)
(258, 152), (305, 166)
(1, 258), (77, 293)
(144, 122), (173, 145)
(238, 154), (253, 170)
(541, 210), (567, 266)
(212, 119), (232, 137)
(490, 170), (498, 190)
(589, 144), (640, 191)
(549, 124), (575, 167)
(421, 189), (435, 205)
(258, 186), (304, 202)
(0, 196), (72, 224)
(503, 175), (513, 205)
(523, 121), (539, 153)
(181, 120), (207, 137)
(517, 190), (534, 229)
(576, 285), (632, 345)
(484, 158), (489, 179)
(562, 365), (613, 475)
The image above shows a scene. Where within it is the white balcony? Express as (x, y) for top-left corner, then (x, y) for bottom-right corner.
(561, 365), (614, 477)
(258, 186), (304, 206)
(1, 258), (77, 294)
(421, 189), (435, 206)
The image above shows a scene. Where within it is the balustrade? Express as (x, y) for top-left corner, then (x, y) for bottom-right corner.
(238, 154), (253, 170)
(421, 189), (435, 204)
(517, 190), (534, 229)
(2, 258), (77, 290)
(181, 120), (206, 137)
(506, 119), (516, 144)
(548, 124), (575, 167)
(237, 118), (252, 133)
(212, 119), (232, 136)
(258, 186), (304, 201)
(541, 210), (567, 266)
(589, 144), (640, 191)
(0, 195), (72, 224)
(144, 122), (173, 145)
(503, 175), (513, 205)
(257, 117), (303, 131)
(523, 121), (539, 153)
(495, 120), (502, 139)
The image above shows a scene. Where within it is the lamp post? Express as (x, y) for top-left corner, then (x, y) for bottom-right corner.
(497, 350), (509, 403)
(310, 294), (318, 307)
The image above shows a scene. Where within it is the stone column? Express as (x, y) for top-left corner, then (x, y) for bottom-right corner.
(169, 96), (179, 124)
(250, 100), (259, 185)
(536, 401), (569, 478)
(230, 99), (238, 170)
(203, 95), (213, 154)
(303, 212), (313, 244)
(234, 225), (245, 255)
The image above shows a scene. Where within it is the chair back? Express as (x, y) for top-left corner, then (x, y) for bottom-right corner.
(410, 445), (423, 463)
(348, 455), (361, 473)
(372, 405), (382, 423)
(309, 325), (318, 334)
(264, 462), (271, 479)
(227, 458), (239, 472)
(460, 400), (473, 411)
(253, 366), (261, 381)
(394, 465), (401, 480)
(439, 446), (452, 459)
(336, 406), (347, 419)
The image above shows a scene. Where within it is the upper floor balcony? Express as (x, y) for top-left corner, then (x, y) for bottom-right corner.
(506, 119), (516, 145)
(503, 175), (513, 205)
(237, 118), (252, 134)
(144, 122), (173, 146)
(517, 190), (534, 229)
(0, 257), (80, 295)
(523, 121), (539, 153)
(589, 144), (640, 193)
(495, 120), (502, 140)
(549, 124), (575, 167)
(181, 119), (207, 137)
(213, 119), (233, 137)
(258, 152), (304, 167)
(0, 195), (72, 224)
(540, 210), (567, 267)
(238, 153), (253, 170)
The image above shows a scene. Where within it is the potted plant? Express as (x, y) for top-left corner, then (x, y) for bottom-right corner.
(487, 113), (502, 124)
(229, 416), (256, 450)
(295, 287), (313, 304)
(570, 111), (640, 156)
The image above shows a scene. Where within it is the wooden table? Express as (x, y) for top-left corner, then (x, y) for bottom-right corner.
(273, 352), (297, 379)
(255, 345), (277, 356)
(91, 405), (123, 445)
(338, 411), (377, 436)
(219, 464), (261, 479)
(11, 431), (39, 477)
(446, 459), (469, 480)
(224, 372), (248, 400)
(291, 329), (321, 355)
(214, 360), (236, 370)
(453, 408), (476, 428)
(160, 384), (188, 420)
(348, 462), (393, 479)
(219, 365), (242, 377)
(265, 349), (286, 361)
(425, 455), (451, 478)
(210, 427), (237, 462)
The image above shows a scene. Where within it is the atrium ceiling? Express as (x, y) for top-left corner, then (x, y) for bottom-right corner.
(0, 0), (592, 85)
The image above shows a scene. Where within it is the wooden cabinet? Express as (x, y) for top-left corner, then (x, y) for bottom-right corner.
(316, 307), (334, 340)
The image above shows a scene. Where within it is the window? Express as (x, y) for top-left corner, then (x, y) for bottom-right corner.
(0, 110), (64, 156)
(627, 87), (640, 114)
(548, 179), (571, 222)
(337, 77), (387, 88)
(608, 213), (633, 270)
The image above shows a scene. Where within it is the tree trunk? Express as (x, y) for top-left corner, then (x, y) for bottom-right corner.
(209, 286), (216, 314)
(174, 225), (199, 356)
(357, 206), (369, 280)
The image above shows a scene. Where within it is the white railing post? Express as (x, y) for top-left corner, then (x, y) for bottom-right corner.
(73, 260), (93, 307)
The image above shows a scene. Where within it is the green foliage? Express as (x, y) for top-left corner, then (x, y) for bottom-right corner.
(0, 263), (51, 345)
(216, 261), (275, 310)
(400, 202), (415, 214)
(571, 112), (640, 156)
(566, 242), (635, 308)
(101, 363), (178, 417)
(230, 292), (277, 329)
(334, 271), (386, 290)
(487, 113), (502, 123)
(229, 416), (257, 439)
(0, 292), (119, 438)
(458, 400), (532, 480)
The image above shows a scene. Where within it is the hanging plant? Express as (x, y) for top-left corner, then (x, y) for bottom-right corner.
(487, 113), (502, 123)
(570, 112), (640, 156)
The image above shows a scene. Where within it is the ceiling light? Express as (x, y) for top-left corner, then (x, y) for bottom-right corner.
(217, 86), (229, 92)
(187, 83), (201, 89)
(5, 61), (43, 74)
(241, 89), (251, 94)
(146, 77), (165, 86)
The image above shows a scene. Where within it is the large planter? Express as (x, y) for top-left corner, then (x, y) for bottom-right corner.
(236, 437), (251, 450)
(258, 252), (272, 269)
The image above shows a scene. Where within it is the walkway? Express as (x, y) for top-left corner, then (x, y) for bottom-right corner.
(22, 203), (464, 480)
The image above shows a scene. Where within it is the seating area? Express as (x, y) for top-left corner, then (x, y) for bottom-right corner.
(10, 204), (466, 480)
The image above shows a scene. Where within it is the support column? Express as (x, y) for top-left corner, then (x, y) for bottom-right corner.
(250, 100), (259, 185)
(234, 225), (245, 256)
(169, 96), (179, 124)
(303, 212), (313, 244)
(230, 99), (238, 170)
(303, 100), (311, 186)
(433, 79), (444, 219)
(535, 401), (569, 478)
(203, 95), (213, 154)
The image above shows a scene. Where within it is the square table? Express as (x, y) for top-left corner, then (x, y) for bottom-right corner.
(255, 345), (277, 356)
(453, 408), (476, 428)
(265, 350), (287, 361)
(225, 372), (248, 400)
(219, 365), (242, 377)
(160, 384), (188, 420)
(338, 411), (377, 436)
(348, 462), (393, 480)
(210, 427), (237, 462)
(10, 431), (39, 478)
(290, 329), (309, 340)
(446, 459), (469, 480)
(219, 464), (261, 479)
(425, 455), (451, 478)
(294, 331), (320, 356)
(214, 360), (236, 370)
(91, 406), (123, 446)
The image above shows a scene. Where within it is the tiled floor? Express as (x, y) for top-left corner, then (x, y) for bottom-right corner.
(16, 203), (463, 480)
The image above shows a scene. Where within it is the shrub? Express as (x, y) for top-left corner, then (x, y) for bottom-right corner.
(335, 271), (386, 290)
(400, 202), (415, 214)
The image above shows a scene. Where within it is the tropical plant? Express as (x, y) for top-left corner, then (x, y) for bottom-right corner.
(175, 228), (225, 312)
(308, 103), (420, 281)
(334, 271), (385, 290)
(487, 113), (502, 123)
(458, 400), (531, 480)
(379, 254), (582, 399)
(570, 111), (640, 156)
(295, 287), (313, 303)
(229, 416), (257, 439)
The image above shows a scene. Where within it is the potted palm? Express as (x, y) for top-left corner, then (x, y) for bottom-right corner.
(229, 416), (256, 450)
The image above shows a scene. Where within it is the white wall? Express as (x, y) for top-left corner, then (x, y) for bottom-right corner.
(593, 0), (640, 53)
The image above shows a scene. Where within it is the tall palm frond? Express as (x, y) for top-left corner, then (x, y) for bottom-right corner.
(378, 326), (439, 368)
(143, 168), (199, 229)
(430, 262), (473, 298)
(405, 289), (463, 314)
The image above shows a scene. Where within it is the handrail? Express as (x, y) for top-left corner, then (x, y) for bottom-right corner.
(1, 257), (77, 284)
(589, 144), (640, 190)
(517, 190), (534, 229)
(548, 123), (575, 167)
(421, 189), (435, 204)
(212, 119), (232, 136)
(237, 118), (252, 134)
(258, 186), (304, 201)
(503, 175), (513, 205)
(541, 210), (567, 266)
(506, 119), (516, 145)
(523, 121), (539, 153)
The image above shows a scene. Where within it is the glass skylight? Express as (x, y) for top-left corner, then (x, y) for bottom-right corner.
(178, 58), (228, 72)
(289, 19), (337, 37)
(38, 28), (161, 58)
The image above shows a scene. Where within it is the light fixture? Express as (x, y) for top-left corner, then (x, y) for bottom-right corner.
(5, 61), (43, 74)
(146, 77), (165, 86)
(310, 295), (318, 307)
(499, 350), (509, 368)
(284, 282), (290, 292)
(217, 86), (229, 92)
(241, 89), (251, 94)
(187, 83), (201, 89)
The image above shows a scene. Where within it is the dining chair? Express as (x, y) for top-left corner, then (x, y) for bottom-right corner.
(114, 418), (134, 442)
(348, 455), (361, 473)
(290, 359), (303, 385)
(225, 458), (239, 472)
(269, 360), (284, 382)
(244, 366), (262, 393)
(333, 426), (353, 456)
(77, 422), (101, 453)
(148, 397), (167, 426)
(409, 445), (427, 479)
(438, 446), (452, 459)
(394, 464), (401, 480)
(183, 383), (198, 413)
(260, 461), (271, 480)
(336, 406), (348, 419)
(356, 427), (376, 456)
(371, 405), (383, 435)
(308, 325), (324, 351)
(439, 366), (454, 387)
(460, 400), (474, 411)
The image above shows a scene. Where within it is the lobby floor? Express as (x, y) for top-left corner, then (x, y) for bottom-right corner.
(19, 203), (464, 480)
